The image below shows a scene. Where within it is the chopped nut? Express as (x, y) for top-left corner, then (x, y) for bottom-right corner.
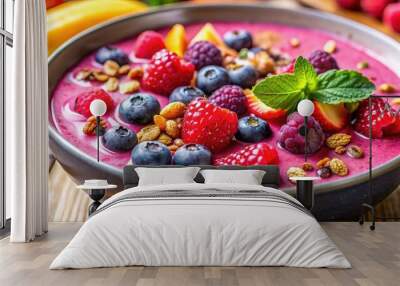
(346, 145), (364, 159)
(168, 145), (179, 152)
(357, 61), (369, 70)
(104, 77), (119, 92)
(103, 60), (120, 77)
(165, 120), (180, 138)
(378, 83), (396, 93)
(287, 167), (306, 183)
(316, 157), (331, 169)
(326, 133), (352, 149)
(323, 40), (337, 54)
(334, 146), (346, 155)
(92, 71), (109, 82)
(118, 65), (131, 76)
(329, 158), (348, 176)
(253, 51), (275, 76)
(254, 31), (280, 50)
(137, 125), (161, 142)
(82, 116), (107, 136)
(160, 102), (186, 119)
(128, 66), (144, 79)
(302, 162), (314, 171)
(153, 115), (167, 131)
(119, 80), (140, 94)
(289, 37), (301, 48)
(174, 138), (184, 147)
(76, 69), (92, 81)
(223, 55), (236, 67)
(158, 133), (173, 146)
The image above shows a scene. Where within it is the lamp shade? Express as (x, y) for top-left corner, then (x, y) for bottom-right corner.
(297, 99), (315, 117)
(90, 99), (107, 117)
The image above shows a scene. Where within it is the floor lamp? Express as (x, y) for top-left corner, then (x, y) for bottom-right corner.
(89, 99), (107, 162)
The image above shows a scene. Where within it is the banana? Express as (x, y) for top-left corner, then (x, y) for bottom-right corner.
(47, 0), (148, 55)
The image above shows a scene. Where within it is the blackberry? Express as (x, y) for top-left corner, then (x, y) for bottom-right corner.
(208, 85), (247, 115)
(184, 41), (223, 70)
(308, 50), (339, 74)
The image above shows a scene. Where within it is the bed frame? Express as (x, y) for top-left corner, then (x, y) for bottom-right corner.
(123, 165), (281, 189)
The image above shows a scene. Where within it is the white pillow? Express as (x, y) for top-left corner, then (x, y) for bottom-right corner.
(135, 167), (200, 186)
(200, 169), (266, 185)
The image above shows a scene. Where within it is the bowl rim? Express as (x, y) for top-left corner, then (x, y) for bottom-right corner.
(48, 2), (400, 193)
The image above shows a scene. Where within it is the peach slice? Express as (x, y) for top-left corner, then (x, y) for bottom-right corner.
(190, 23), (226, 47)
(313, 101), (349, 132)
(165, 24), (187, 57)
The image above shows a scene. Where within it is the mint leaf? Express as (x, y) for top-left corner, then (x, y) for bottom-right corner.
(294, 56), (318, 92)
(312, 70), (375, 104)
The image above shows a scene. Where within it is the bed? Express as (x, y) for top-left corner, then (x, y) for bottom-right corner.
(50, 165), (350, 269)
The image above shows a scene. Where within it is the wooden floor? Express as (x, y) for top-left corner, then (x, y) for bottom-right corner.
(0, 222), (399, 286)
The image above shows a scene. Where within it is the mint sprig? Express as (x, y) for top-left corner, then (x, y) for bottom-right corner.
(252, 56), (375, 112)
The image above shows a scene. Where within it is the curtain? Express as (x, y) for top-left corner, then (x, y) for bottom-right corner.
(7, 0), (49, 242)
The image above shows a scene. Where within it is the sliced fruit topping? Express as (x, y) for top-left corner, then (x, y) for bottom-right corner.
(214, 143), (279, 166)
(184, 41), (223, 70)
(182, 98), (238, 153)
(173, 144), (212, 165)
(313, 101), (349, 132)
(190, 23), (226, 48)
(354, 98), (399, 138)
(75, 88), (114, 118)
(209, 85), (247, 115)
(141, 49), (195, 96)
(134, 31), (165, 59)
(244, 90), (286, 121)
(165, 24), (187, 57)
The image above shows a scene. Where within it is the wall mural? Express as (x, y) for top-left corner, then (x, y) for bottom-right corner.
(47, 1), (400, 219)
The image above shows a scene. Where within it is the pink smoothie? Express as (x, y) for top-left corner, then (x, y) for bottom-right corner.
(50, 22), (400, 189)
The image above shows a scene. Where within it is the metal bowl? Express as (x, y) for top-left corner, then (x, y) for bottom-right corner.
(48, 3), (400, 220)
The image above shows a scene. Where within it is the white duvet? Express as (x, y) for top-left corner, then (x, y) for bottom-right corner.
(50, 183), (350, 269)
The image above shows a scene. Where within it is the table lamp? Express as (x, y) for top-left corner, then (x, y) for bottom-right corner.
(89, 99), (107, 162)
(297, 99), (315, 162)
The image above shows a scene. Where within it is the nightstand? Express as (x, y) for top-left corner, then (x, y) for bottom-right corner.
(77, 180), (117, 216)
(289, 177), (320, 210)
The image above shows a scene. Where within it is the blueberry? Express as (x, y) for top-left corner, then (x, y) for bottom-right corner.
(228, 65), (258, 88)
(131, 141), (172, 165)
(119, 93), (160, 125)
(223, 30), (253, 52)
(173, 144), (212, 165)
(95, 46), (130, 66)
(236, 116), (271, 143)
(170, 86), (205, 104)
(102, 126), (137, 152)
(196, 65), (230, 95)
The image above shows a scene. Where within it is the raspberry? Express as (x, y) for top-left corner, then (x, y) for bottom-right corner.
(354, 98), (398, 138)
(134, 31), (166, 59)
(308, 50), (339, 74)
(208, 85), (247, 115)
(384, 3), (400, 33)
(142, 49), (195, 96)
(361, 0), (394, 19)
(75, 88), (114, 118)
(278, 112), (325, 154)
(182, 98), (238, 153)
(184, 41), (223, 70)
(214, 143), (279, 166)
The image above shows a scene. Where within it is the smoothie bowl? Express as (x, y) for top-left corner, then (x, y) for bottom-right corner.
(49, 4), (400, 220)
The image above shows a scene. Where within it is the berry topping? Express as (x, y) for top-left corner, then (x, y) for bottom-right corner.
(278, 112), (325, 154)
(184, 41), (223, 70)
(236, 116), (272, 143)
(208, 85), (247, 115)
(95, 46), (130, 66)
(102, 126), (138, 152)
(75, 88), (114, 118)
(244, 90), (286, 121)
(118, 93), (161, 125)
(361, 0), (394, 19)
(353, 98), (399, 138)
(313, 101), (349, 132)
(134, 31), (166, 59)
(196, 65), (230, 95)
(227, 64), (258, 88)
(214, 143), (279, 166)
(142, 49), (195, 96)
(173, 144), (212, 165)
(384, 3), (400, 33)
(182, 98), (238, 153)
(131, 141), (172, 165)
(223, 29), (253, 52)
(169, 86), (205, 104)
(308, 50), (339, 74)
